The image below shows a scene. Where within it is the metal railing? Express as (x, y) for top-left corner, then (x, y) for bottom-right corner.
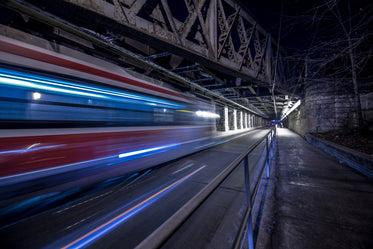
(136, 128), (277, 249)
(233, 128), (277, 249)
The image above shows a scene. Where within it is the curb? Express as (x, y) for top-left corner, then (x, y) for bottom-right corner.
(305, 134), (373, 178)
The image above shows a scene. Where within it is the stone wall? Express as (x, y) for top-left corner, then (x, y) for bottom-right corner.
(286, 103), (308, 135)
(361, 93), (373, 129)
(285, 80), (371, 135)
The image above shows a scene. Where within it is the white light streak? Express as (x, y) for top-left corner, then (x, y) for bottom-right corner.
(118, 143), (179, 158)
(195, 111), (220, 119)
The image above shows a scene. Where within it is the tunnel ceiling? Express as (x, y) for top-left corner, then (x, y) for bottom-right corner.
(0, 0), (304, 120)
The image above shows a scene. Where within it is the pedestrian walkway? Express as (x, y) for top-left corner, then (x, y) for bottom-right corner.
(256, 128), (373, 249)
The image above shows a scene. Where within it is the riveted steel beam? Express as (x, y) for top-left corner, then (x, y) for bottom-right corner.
(216, 1), (239, 60)
(2, 0), (300, 119)
(29, 0), (291, 88)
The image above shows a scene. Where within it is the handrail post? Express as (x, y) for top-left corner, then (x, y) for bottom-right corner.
(272, 128), (276, 159)
(243, 156), (254, 249)
(265, 135), (269, 157)
(266, 133), (270, 178)
(246, 213), (254, 249)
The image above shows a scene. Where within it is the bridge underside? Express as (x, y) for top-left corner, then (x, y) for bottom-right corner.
(1, 0), (302, 119)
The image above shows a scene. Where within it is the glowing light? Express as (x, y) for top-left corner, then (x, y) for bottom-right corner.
(0, 75), (103, 98)
(60, 165), (206, 249)
(32, 92), (41, 100)
(195, 111), (220, 118)
(0, 68), (184, 109)
(281, 100), (302, 120)
(177, 109), (194, 113)
(0, 144), (63, 155)
(26, 143), (40, 150)
(118, 143), (180, 159)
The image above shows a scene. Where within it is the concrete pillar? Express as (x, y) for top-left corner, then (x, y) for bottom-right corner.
(240, 111), (243, 129)
(233, 109), (237, 130)
(244, 113), (247, 128)
(212, 101), (217, 132)
(224, 105), (229, 132)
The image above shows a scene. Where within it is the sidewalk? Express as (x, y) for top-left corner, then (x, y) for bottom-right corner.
(257, 128), (373, 249)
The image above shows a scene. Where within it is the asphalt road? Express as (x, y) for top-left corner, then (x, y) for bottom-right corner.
(0, 128), (271, 249)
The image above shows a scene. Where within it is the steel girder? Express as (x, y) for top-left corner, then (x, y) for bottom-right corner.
(53, 0), (291, 86)
(1, 0), (300, 119)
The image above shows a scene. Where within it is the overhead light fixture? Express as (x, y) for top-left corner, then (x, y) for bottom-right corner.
(281, 99), (301, 120)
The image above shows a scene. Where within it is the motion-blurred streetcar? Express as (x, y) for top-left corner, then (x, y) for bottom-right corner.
(0, 35), (219, 199)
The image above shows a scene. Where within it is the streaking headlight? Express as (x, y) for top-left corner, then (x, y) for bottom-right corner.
(195, 111), (220, 118)
(0, 67), (184, 109)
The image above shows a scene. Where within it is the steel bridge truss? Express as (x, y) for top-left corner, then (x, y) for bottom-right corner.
(65, 0), (288, 82)
(1, 0), (301, 119)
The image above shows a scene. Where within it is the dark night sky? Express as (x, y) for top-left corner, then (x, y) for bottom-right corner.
(240, 0), (320, 51)
(240, 0), (373, 52)
(239, 0), (372, 89)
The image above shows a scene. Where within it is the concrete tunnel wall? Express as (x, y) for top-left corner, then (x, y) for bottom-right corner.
(284, 80), (373, 136)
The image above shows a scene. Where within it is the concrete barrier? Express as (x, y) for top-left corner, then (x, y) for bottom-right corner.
(305, 134), (373, 178)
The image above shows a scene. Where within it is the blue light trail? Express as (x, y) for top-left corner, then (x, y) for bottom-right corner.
(118, 143), (180, 160)
(0, 67), (184, 109)
(59, 165), (205, 249)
